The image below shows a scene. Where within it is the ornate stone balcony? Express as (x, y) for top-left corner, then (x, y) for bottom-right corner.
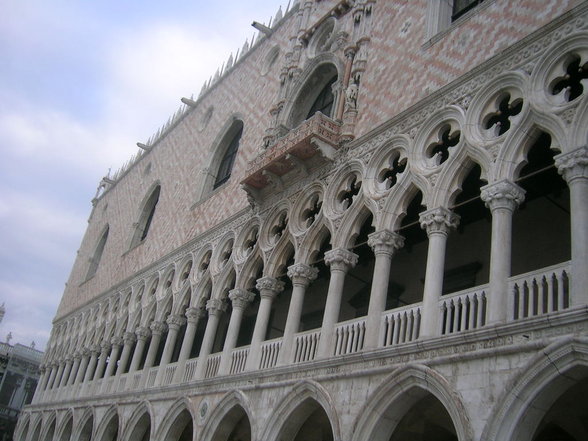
(241, 112), (342, 191)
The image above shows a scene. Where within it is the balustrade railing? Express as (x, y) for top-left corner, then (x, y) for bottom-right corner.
(145, 367), (158, 388)
(259, 338), (282, 370)
(509, 262), (571, 320)
(184, 359), (198, 382)
(440, 286), (487, 335)
(294, 329), (320, 363)
(205, 354), (221, 379)
(334, 317), (366, 356)
(229, 347), (249, 375)
(381, 304), (422, 346)
(36, 262), (578, 404)
(162, 363), (177, 385)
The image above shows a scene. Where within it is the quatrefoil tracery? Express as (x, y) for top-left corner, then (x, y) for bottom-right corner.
(484, 93), (523, 136)
(378, 153), (407, 189)
(270, 212), (289, 242)
(244, 228), (259, 253)
(551, 54), (588, 102)
(199, 251), (211, 272)
(337, 176), (362, 210)
(427, 126), (461, 166)
(301, 194), (323, 228)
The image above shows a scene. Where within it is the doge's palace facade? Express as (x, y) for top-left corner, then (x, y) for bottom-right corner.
(16, 1), (588, 440)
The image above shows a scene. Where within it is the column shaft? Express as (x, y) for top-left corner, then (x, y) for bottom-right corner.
(194, 299), (226, 379)
(84, 352), (99, 382)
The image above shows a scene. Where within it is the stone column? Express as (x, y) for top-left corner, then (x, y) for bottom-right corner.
(103, 337), (123, 379)
(246, 277), (284, 371)
(67, 354), (81, 386)
(142, 321), (167, 371)
(173, 307), (205, 382)
(218, 289), (256, 375)
(51, 362), (65, 389)
(115, 332), (137, 376)
(419, 207), (459, 338)
(154, 315), (186, 385)
(194, 299), (227, 379)
(556, 146), (588, 306)
(58, 358), (73, 388)
(74, 350), (91, 385)
(318, 248), (358, 358)
(364, 230), (405, 349)
(278, 263), (318, 365)
(92, 343), (111, 380)
(128, 327), (151, 373)
(83, 347), (100, 382)
(481, 180), (525, 324)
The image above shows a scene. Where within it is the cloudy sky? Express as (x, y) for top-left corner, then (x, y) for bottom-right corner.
(0, 0), (282, 351)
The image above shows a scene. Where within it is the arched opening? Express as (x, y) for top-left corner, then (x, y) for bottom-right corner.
(131, 185), (161, 247)
(190, 284), (211, 359)
(212, 271), (237, 354)
(18, 419), (29, 441)
(387, 191), (428, 308)
(45, 418), (55, 441)
(30, 420), (42, 441)
(57, 415), (71, 441)
(512, 131), (571, 274)
(86, 225), (109, 280)
(267, 243), (295, 340)
(340, 212), (375, 321)
(388, 393), (458, 441)
(211, 405), (251, 441)
(162, 409), (193, 441)
(531, 377), (588, 440)
(79, 414), (93, 441)
(277, 398), (334, 441)
(289, 63), (339, 128)
(300, 232), (332, 332)
(97, 413), (118, 441)
(237, 262), (264, 347)
(213, 121), (244, 189)
(128, 412), (151, 441)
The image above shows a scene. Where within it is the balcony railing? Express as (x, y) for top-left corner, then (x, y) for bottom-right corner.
(37, 261), (574, 404)
(241, 112), (342, 191)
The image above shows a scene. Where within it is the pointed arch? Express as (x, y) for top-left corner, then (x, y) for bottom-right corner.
(261, 380), (340, 441)
(380, 179), (428, 231)
(94, 406), (119, 441)
(85, 224), (109, 280)
(155, 398), (195, 441)
(333, 200), (377, 249)
(76, 407), (94, 441)
(54, 410), (71, 441)
(297, 222), (332, 264)
(200, 390), (254, 441)
(121, 402), (152, 441)
(352, 364), (473, 441)
(482, 337), (588, 441)
(130, 182), (162, 248)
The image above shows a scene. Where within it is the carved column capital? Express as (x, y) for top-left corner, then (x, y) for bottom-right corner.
(166, 314), (186, 331)
(256, 277), (285, 300)
(73, 351), (82, 360)
(206, 298), (227, 316)
(90, 344), (101, 355)
(229, 289), (256, 310)
(110, 336), (123, 347)
(135, 326), (151, 341)
(287, 263), (319, 287)
(185, 307), (206, 323)
(555, 146), (588, 183)
(481, 179), (525, 212)
(324, 248), (358, 272)
(419, 207), (460, 236)
(368, 230), (405, 256)
(149, 321), (167, 335)
(100, 342), (111, 353)
(123, 331), (136, 345)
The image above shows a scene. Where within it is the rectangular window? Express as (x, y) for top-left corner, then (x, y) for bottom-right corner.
(452, 0), (485, 21)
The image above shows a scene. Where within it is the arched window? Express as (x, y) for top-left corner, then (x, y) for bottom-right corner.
(86, 225), (109, 280)
(306, 75), (337, 120)
(214, 124), (243, 189)
(131, 185), (161, 247)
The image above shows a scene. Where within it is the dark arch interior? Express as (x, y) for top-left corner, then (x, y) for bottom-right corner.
(129, 412), (150, 441)
(301, 233), (332, 331)
(389, 394), (457, 441)
(532, 377), (588, 441)
(211, 405), (251, 441)
(57, 417), (70, 441)
(278, 398), (334, 441)
(79, 415), (93, 441)
(98, 414), (119, 441)
(163, 409), (193, 441)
